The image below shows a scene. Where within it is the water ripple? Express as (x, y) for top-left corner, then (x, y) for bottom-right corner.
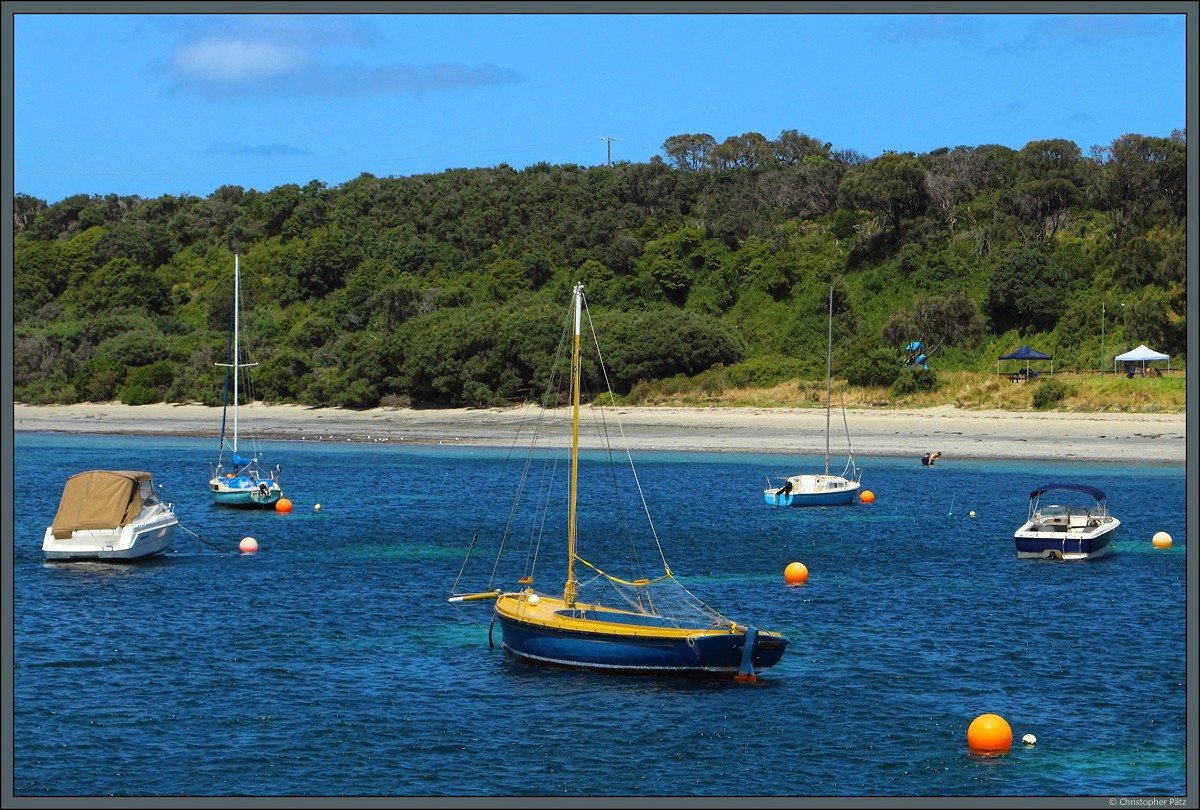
(11, 436), (1187, 797)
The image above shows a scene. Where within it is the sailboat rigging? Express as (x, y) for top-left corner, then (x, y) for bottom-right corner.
(764, 285), (862, 507)
(449, 283), (789, 680)
(208, 253), (283, 508)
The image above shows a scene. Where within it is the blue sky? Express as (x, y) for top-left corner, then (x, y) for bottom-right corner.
(10, 6), (1191, 205)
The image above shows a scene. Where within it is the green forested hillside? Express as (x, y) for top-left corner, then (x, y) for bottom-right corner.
(11, 129), (1187, 408)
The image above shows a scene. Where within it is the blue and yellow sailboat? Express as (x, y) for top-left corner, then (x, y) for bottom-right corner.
(449, 284), (788, 681)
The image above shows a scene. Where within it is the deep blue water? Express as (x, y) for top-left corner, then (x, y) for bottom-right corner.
(9, 432), (1189, 798)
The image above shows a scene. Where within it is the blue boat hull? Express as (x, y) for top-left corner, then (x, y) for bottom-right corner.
(211, 492), (280, 508)
(209, 477), (282, 508)
(1014, 528), (1116, 560)
(494, 612), (788, 678)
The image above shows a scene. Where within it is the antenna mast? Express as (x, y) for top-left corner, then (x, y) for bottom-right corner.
(600, 136), (617, 167)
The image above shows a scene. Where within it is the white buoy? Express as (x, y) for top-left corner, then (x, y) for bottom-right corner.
(314, 503), (321, 511)
(1152, 531), (1172, 549)
(239, 537), (258, 553)
(969, 511), (976, 517)
(1022, 733), (1037, 746)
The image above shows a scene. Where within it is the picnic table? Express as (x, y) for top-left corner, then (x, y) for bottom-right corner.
(1002, 370), (1039, 382)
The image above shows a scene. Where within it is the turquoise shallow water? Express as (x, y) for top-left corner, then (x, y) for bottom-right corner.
(9, 432), (1189, 798)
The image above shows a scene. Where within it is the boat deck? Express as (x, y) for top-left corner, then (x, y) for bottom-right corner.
(495, 592), (739, 639)
(1020, 513), (1115, 534)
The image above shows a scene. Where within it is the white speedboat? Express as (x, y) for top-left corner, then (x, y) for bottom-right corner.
(43, 470), (178, 561)
(1013, 484), (1119, 560)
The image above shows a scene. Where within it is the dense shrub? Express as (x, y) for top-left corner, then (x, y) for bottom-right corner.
(722, 356), (809, 388)
(1031, 378), (1072, 409)
(119, 384), (160, 405)
(845, 348), (905, 387)
(892, 367), (939, 396)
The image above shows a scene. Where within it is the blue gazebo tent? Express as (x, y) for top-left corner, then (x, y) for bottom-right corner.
(997, 345), (1053, 377)
(1113, 344), (1170, 375)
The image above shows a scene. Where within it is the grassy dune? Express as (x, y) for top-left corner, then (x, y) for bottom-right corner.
(625, 370), (1186, 413)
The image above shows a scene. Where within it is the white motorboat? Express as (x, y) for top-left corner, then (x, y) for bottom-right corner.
(42, 470), (178, 561)
(1013, 483), (1119, 560)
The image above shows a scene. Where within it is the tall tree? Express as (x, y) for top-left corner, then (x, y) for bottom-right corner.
(772, 130), (831, 165)
(836, 152), (928, 238)
(881, 293), (984, 364)
(1102, 133), (1187, 228)
(711, 132), (774, 170)
(1016, 138), (1082, 182)
(662, 134), (716, 171)
(13, 193), (46, 236)
(983, 245), (1071, 335)
(1014, 139), (1083, 242)
(1018, 177), (1080, 243)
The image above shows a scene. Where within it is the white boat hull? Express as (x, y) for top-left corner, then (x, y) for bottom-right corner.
(764, 473), (861, 506)
(42, 512), (178, 561)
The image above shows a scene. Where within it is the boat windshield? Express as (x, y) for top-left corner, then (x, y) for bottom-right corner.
(1035, 504), (1069, 518)
(139, 479), (161, 506)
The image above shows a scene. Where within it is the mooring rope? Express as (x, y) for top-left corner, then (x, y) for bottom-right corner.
(175, 522), (230, 553)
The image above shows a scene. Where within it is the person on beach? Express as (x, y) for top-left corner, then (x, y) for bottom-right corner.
(921, 451), (942, 466)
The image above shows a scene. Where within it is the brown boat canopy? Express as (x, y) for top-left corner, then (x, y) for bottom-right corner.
(50, 470), (154, 539)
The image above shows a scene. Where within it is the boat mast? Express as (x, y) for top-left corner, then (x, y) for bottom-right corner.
(825, 285), (832, 475)
(564, 283), (583, 608)
(232, 253), (240, 453)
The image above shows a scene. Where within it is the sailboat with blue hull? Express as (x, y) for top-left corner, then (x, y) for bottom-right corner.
(208, 253), (283, 508)
(450, 284), (788, 681)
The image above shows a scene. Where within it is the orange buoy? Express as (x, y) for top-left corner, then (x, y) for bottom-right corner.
(275, 498), (292, 513)
(967, 714), (1012, 752)
(1152, 531), (1172, 549)
(859, 490), (875, 503)
(239, 537), (258, 553)
(784, 561), (808, 584)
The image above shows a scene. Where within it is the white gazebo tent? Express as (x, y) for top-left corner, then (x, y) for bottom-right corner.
(1114, 344), (1170, 375)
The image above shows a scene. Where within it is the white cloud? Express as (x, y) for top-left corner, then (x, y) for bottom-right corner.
(173, 38), (304, 82)
(1032, 13), (1181, 46)
(161, 17), (523, 100)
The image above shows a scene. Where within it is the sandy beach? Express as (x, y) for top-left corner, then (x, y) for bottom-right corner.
(11, 401), (1187, 463)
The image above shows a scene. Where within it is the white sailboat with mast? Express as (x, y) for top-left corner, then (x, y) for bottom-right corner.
(208, 253), (283, 508)
(764, 285), (862, 506)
